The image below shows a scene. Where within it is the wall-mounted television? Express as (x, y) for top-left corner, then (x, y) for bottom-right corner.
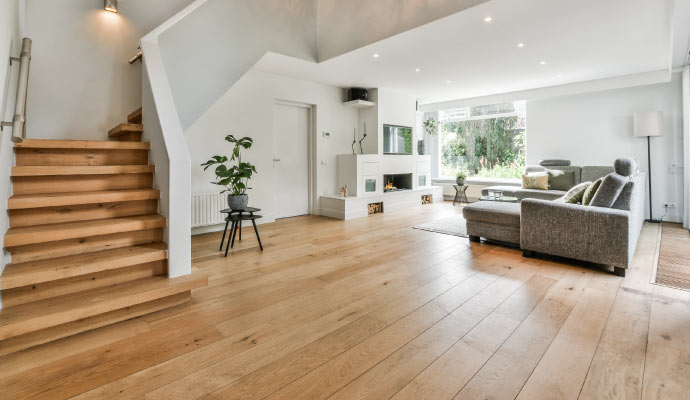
(383, 124), (413, 155)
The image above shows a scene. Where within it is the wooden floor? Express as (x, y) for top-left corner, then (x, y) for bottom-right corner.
(655, 222), (690, 291)
(1, 202), (689, 400)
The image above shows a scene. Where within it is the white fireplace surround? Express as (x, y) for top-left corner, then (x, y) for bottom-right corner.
(319, 153), (442, 220)
(335, 154), (432, 197)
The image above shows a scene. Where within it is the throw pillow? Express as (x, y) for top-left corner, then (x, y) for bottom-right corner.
(561, 181), (591, 204)
(582, 178), (603, 206)
(547, 169), (576, 191)
(522, 174), (548, 190)
(590, 173), (627, 208)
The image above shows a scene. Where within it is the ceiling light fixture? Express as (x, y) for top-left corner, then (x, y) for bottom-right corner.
(446, 80), (452, 83)
(517, 43), (524, 48)
(483, 16), (493, 22)
(373, 53), (380, 58)
(540, 60), (546, 65)
(557, 74), (563, 78)
(104, 0), (118, 13)
(415, 68), (421, 72)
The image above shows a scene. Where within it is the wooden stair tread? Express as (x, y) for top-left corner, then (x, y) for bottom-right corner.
(8, 189), (160, 209)
(4, 214), (166, 248)
(1, 243), (167, 290)
(14, 139), (149, 150)
(0, 272), (207, 340)
(108, 123), (143, 137)
(128, 107), (142, 123)
(12, 165), (154, 176)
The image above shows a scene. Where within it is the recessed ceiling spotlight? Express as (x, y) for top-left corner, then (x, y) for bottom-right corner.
(415, 68), (421, 72)
(483, 16), (493, 22)
(446, 80), (452, 83)
(517, 43), (524, 48)
(540, 60), (546, 65)
(373, 53), (380, 58)
(557, 74), (563, 78)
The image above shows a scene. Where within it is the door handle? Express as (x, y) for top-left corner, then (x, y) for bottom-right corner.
(273, 158), (281, 162)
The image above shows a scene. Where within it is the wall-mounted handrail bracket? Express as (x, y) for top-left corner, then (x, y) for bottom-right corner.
(128, 50), (142, 64)
(9, 56), (20, 65)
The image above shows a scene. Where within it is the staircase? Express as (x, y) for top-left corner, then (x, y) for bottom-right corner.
(0, 108), (207, 355)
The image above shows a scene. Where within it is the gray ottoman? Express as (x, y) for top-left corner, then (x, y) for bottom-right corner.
(462, 201), (521, 245)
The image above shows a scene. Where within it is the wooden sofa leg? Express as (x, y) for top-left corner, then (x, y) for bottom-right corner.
(469, 235), (481, 243)
(522, 250), (535, 258)
(613, 267), (626, 277)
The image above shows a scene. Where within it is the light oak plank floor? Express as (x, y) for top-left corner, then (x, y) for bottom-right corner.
(1, 202), (688, 400)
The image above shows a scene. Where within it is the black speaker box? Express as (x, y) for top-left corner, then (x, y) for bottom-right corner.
(347, 88), (368, 101)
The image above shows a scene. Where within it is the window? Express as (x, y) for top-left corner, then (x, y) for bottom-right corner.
(435, 100), (526, 179)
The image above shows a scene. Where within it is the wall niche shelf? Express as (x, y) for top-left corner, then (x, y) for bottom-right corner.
(343, 99), (375, 108)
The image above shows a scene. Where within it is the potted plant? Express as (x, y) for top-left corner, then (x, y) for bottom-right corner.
(423, 117), (438, 136)
(456, 170), (467, 185)
(201, 135), (257, 211)
(418, 117), (438, 155)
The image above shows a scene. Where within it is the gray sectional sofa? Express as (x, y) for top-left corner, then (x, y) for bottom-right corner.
(463, 159), (646, 277)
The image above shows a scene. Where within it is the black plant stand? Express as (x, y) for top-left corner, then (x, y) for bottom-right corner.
(453, 185), (469, 205)
(219, 207), (262, 254)
(224, 214), (263, 256)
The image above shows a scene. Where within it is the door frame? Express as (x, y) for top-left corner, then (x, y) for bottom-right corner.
(273, 99), (316, 217)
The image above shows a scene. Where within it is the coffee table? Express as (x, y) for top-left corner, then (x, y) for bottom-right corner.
(477, 195), (519, 203)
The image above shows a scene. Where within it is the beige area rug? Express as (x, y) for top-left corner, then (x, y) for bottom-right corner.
(654, 222), (690, 291)
(413, 214), (468, 238)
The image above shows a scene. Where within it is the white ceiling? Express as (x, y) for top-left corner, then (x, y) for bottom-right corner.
(254, 0), (685, 105)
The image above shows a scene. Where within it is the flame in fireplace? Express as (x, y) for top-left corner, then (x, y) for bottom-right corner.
(385, 179), (396, 191)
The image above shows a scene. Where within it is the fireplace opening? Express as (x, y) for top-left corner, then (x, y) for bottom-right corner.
(383, 173), (413, 192)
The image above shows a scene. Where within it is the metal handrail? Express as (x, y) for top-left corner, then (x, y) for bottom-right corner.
(1, 38), (32, 143)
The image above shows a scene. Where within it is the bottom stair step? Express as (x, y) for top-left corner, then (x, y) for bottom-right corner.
(0, 272), (207, 342)
(1, 243), (168, 290)
(0, 291), (191, 357)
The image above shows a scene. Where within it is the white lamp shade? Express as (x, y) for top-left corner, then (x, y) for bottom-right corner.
(633, 110), (663, 137)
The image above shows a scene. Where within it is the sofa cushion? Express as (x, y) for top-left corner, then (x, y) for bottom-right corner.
(590, 173), (627, 208)
(462, 201), (521, 227)
(546, 166), (582, 185)
(614, 157), (637, 177)
(522, 174), (548, 190)
(612, 180), (635, 210)
(561, 181), (591, 204)
(582, 178), (603, 206)
(547, 169), (576, 191)
(581, 166), (614, 182)
(539, 159), (571, 166)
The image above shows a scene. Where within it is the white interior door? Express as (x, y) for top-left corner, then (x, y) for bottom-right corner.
(272, 103), (310, 219)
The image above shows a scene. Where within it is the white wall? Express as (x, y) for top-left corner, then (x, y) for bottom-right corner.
(185, 69), (357, 228)
(356, 88), (419, 155)
(358, 89), (378, 154)
(158, 0), (317, 131)
(378, 88), (418, 154)
(527, 74), (684, 222)
(24, 0), (193, 140)
(1, 0), (23, 290)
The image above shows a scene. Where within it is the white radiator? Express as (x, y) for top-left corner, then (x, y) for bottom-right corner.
(191, 193), (227, 227)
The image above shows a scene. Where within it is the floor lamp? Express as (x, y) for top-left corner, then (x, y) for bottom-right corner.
(634, 110), (663, 223)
